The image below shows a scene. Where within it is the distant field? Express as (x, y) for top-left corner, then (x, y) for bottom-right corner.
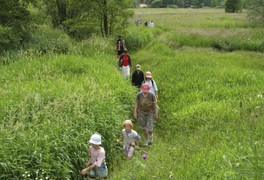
(130, 8), (264, 52)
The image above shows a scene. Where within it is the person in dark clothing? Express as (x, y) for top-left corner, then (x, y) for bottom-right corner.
(116, 35), (126, 60)
(132, 64), (144, 91)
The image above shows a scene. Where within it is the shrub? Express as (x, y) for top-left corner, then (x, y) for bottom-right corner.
(166, 5), (178, 8)
(123, 27), (155, 51)
(23, 25), (72, 54)
(150, 0), (162, 8)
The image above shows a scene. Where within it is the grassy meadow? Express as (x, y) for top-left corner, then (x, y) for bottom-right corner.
(0, 8), (264, 179)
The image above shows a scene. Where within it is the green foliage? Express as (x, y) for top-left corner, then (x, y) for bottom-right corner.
(150, 0), (163, 7)
(166, 4), (178, 8)
(0, 0), (31, 51)
(0, 25), (20, 53)
(110, 8), (264, 179)
(225, 0), (242, 13)
(0, 51), (135, 178)
(1, 7), (264, 180)
(122, 27), (157, 51)
(43, 0), (134, 38)
(131, 0), (141, 8)
(23, 25), (72, 54)
(246, 0), (264, 22)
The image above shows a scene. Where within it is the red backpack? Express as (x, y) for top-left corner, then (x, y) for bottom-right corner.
(121, 54), (129, 66)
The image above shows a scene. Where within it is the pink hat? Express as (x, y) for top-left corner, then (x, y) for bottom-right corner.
(145, 71), (152, 78)
(141, 83), (150, 92)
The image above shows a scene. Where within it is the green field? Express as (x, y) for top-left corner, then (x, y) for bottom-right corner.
(1, 8), (264, 179)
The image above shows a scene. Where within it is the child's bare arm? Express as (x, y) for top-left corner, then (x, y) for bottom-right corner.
(85, 160), (91, 167)
(81, 163), (97, 175)
(116, 133), (124, 143)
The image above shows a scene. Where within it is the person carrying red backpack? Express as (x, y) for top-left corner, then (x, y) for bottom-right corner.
(119, 49), (132, 79)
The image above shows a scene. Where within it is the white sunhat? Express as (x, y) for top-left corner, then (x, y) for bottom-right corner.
(89, 134), (102, 145)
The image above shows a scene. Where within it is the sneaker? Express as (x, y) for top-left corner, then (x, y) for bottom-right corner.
(144, 140), (149, 146)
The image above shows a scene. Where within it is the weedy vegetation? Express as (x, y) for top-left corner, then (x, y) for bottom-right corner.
(0, 8), (264, 179)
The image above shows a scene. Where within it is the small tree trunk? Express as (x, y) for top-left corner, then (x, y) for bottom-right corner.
(103, 0), (108, 37)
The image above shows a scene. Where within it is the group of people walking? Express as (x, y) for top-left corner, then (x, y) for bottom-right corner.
(135, 19), (155, 28)
(81, 35), (159, 179)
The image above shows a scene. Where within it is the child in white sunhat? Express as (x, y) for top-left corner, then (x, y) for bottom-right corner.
(117, 120), (140, 159)
(81, 133), (108, 179)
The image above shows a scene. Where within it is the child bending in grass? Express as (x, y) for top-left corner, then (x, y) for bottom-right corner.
(81, 133), (108, 179)
(117, 120), (140, 159)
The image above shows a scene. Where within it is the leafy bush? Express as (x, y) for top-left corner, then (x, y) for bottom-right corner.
(166, 4), (178, 8)
(123, 27), (155, 51)
(23, 25), (72, 54)
(150, 0), (163, 8)
(0, 25), (24, 53)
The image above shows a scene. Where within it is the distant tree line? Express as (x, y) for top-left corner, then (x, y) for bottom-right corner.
(0, 0), (134, 52)
(0, 0), (263, 53)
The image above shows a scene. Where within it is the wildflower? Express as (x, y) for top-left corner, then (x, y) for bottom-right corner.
(142, 154), (148, 159)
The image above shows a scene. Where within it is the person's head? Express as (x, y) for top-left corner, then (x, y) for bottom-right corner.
(89, 133), (101, 148)
(136, 64), (141, 70)
(123, 49), (128, 53)
(141, 83), (150, 96)
(145, 71), (152, 80)
(118, 35), (122, 39)
(122, 120), (133, 132)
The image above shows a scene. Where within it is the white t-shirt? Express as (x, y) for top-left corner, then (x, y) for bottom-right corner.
(121, 129), (140, 148)
(145, 79), (158, 94)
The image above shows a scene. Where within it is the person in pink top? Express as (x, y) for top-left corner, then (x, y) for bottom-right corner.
(81, 133), (108, 179)
(117, 120), (140, 159)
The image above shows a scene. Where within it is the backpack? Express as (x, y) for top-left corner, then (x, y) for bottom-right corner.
(137, 91), (155, 102)
(143, 80), (154, 88)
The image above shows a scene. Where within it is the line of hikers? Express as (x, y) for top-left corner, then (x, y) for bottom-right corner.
(81, 35), (159, 179)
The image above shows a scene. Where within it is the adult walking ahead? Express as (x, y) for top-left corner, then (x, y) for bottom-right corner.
(119, 49), (132, 79)
(116, 35), (126, 60)
(144, 71), (158, 99)
(132, 64), (144, 91)
(134, 83), (158, 146)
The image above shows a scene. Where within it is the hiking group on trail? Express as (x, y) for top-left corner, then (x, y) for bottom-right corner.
(81, 35), (159, 179)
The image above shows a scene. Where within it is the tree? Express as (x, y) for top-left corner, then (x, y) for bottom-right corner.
(176, 0), (185, 7)
(246, 0), (264, 22)
(225, 0), (242, 13)
(0, 0), (31, 51)
(44, 0), (133, 38)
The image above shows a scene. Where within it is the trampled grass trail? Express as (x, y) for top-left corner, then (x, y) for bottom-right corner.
(0, 8), (263, 179)
(109, 9), (264, 179)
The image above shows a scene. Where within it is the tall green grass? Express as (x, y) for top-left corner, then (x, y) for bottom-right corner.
(1, 8), (264, 179)
(111, 45), (264, 179)
(0, 38), (136, 179)
(110, 8), (264, 179)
